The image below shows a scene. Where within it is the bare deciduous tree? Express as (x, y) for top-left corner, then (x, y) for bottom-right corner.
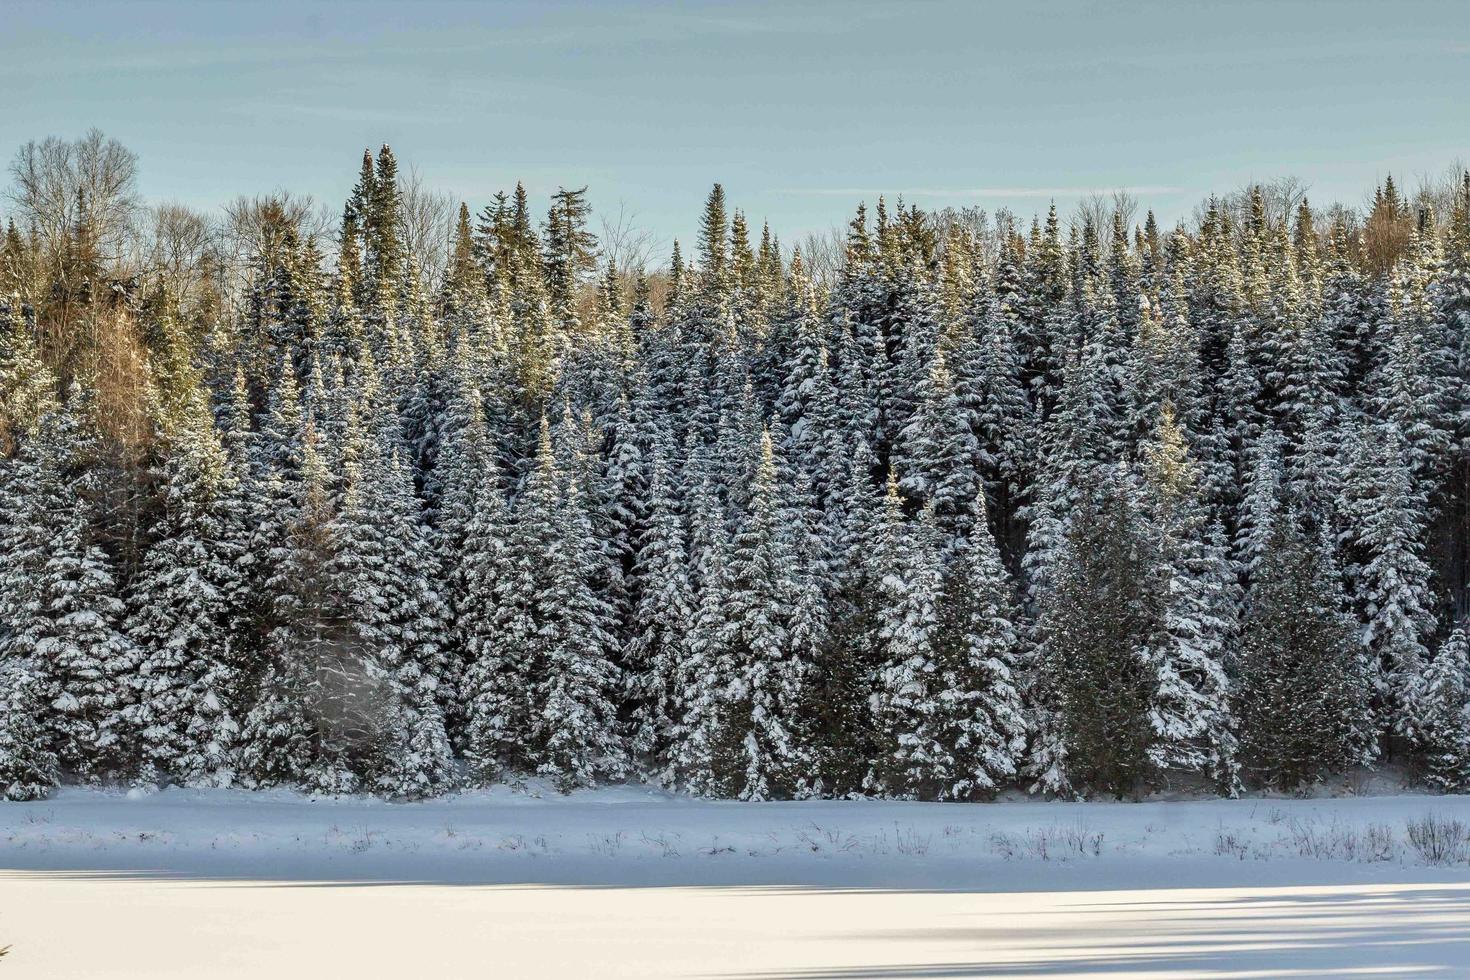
(599, 199), (658, 275)
(794, 226), (844, 290)
(398, 165), (456, 287)
(7, 128), (141, 273)
(142, 202), (216, 307)
(1073, 190), (1138, 237)
(218, 191), (331, 309)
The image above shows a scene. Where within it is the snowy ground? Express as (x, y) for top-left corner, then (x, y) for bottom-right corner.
(3, 785), (1470, 977)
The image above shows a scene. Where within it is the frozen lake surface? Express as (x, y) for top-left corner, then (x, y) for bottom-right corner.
(3, 786), (1469, 977)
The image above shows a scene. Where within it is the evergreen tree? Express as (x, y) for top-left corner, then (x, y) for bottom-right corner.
(718, 431), (807, 799)
(537, 461), (628, 791)
(1135, 406), (1238, 789)
(455, 465), (512, 782)
(1413, 625), (1470, 792)
(867, 473), (945, 797)
(238, 427), (355, 793)
(0, 661), (60, 800)
(927, 491), (1028, 798)
(1338, 422), (1437, 739)
(670, 463), (733, 795)
(626, 445), (693, 775)
(0, 300), (57, 452)
(1234, 514), (1374, 789)
(1031, 484), (1161, 798)
(125, 393), (246, 787)
(896, 350), (980, 543)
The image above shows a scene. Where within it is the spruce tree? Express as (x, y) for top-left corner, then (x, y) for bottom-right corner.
(125, 393), (247, 787)
(1414, 625), (1470, 793)
(455, 467), (512, 783)
(1234, 514), (1374, 789)
(719, 431), (807, 799)
(867, 472), (945, 797)
(928, 491), (1028, 798)
(1338, 422), (1437, 739)
(238, 427), (353, 793)
(536, 461), (628, 791)
(670, 464), (733, 796)
(1031, 484), (1161, 798)
(626, 445), (693, 775)
(0, 664), (59, 801)
(1136, 405), (1238, 789)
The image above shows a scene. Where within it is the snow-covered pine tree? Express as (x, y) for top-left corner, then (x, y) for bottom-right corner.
(1135, 405), (1239, 791)
(777, 466), (828, 800)
(1371, 220), (1457, 497)
(462, 421), (561, 781)
(1, 401), (135, 784)
(1338, 422), (1437, 741)
(238, 425), (354, 793)
(430, 371), (493, 742)
(1235, 427), (1286, 582)
(454, 462), (512, 783)
(330, 422), (454, 799)
(0, 298), (57, 452)
(896, 349), (981, 545)
(1412, 624), (1470, 793)
(867, 471), (945, 798)
(536, 456), (629, 791)
(36, 475), (136, 783)
(625, 442), (693, 776)
(125, 391), (247, 787)
(952, 288), (1036, 558)
(1023, 339), (1121, 604)
(0, 662), (60, 801)
(928, 490), (1028, 799)
(669, 458), (734, 796)
(775, 268), (844, 508)
(717, 430), (808, 799)
(809, 440), (884, 795)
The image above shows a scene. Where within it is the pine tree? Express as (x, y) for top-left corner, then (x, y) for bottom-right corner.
(330, 421), (455, 799)
(670, 462), (733, 796)
(1031, 483), (1161, 798)
(719, 431), (807, 799)
(0, 664), (59, 801)
(928, 491), (1028, 798)
(35, 482), (136, 782)
(626, 445), (693, 774)
(1, 403), (134, 784)
(896, 350), (980, 543)
(952, 295), (1035, 557)
(1135, 406), (1238, 789)
(125, 393), (246, 787)
(867, 472), (945, 797)
(463, 422), (560, 781)
(0, 300), (57, 453)
(536, 461), (628, 791)
(1234, 514), (1374, 789)
(238, 426), (354, 793)
(364, 145), (405, 311)
(809, 440), (883, 795)
(1024, 341), (1121, 602)
(542, 186), (598, 337)
(455, 464), (512, 782)
(1413, 625), (1470, 792)
(1338, 422), (1437, 739)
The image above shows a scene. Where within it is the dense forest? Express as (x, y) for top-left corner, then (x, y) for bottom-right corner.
(1, 131), (1469, 803)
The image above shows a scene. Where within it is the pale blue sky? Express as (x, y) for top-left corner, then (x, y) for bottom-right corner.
(3, 0), (1467, 254)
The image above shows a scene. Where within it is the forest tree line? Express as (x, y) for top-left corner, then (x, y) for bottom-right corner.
(1, 131), (1469, 802)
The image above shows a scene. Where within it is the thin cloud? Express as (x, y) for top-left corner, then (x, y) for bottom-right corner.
(779, 186), (1185, 199)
